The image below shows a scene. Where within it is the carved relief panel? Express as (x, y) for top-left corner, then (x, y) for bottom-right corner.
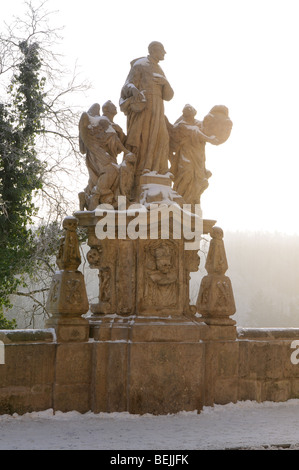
(137, 239), (184, 316)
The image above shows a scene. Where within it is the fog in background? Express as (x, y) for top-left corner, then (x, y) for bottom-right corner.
(220, 231), (299, 328)
(189, 230), (299, 328)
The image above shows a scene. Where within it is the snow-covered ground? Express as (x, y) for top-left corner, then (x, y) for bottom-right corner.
(1, 399), (299, 450)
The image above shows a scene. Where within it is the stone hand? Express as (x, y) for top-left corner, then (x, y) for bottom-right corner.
(153, 74), (167, 86)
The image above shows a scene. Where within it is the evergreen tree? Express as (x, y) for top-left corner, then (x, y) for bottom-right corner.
(0, 39), (45, 322)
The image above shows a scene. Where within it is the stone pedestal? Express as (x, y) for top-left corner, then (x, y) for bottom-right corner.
(74, 207), (206, 319)
(89, 314), (205, 414)
(61, 208), (237, 413)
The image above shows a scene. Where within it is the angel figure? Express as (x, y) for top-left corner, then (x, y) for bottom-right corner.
(78, 102), (136, 211)
(169, 104), (232, 207)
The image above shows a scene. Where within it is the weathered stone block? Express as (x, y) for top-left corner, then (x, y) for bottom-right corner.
(261, 380), (291, 402)
(213, 378), (239, 405)
(128, 342), (204, 414)
(290, 378), (299, 399)
(130, 318), (202, 343)
(0, 343), (55, 387)
(92, 341), (128, 413)
(54, 383), (91, 413)
(198, 323), (237, 341)
(0, 384), (53, 415)
(205, 341), (239, 377)
(55, 342), (92, 385)
(239, 341), (287, 380)
(203, 341), (239, 406)
(238, 379), (262, 402)
(47, 317), (89, 343)
(53, 342), (92, 412)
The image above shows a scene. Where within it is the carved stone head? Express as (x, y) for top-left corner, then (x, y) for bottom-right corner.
(182, 104), (197, 119)
(152, 242), (173, 274)
(102, 100), (117, 120)
(148, 41), (166, 61)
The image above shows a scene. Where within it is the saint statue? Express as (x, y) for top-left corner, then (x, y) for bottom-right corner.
(120, 41), (174, 190)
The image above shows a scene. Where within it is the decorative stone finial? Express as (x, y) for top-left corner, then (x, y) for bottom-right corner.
(196, 227), (236, 326)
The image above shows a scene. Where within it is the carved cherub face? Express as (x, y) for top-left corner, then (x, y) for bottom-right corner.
(98, 118), (110, 131)
(150, 242), (174, 273)
(156, 256), (172, 274)
(94, 117), (110, 138)
(87, 247), (101, 265)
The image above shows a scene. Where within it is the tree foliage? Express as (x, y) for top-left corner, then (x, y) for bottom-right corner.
(0, 35), (46, 317)
(0, 1), (89, 327)
(0, 309), (17, 329)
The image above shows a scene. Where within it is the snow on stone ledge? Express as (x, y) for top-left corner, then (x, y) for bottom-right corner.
(0, 328), (56, 343)
(237, 327), (299, 340)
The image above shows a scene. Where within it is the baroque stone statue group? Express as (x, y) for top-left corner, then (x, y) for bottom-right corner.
(46, 41), (236, 342)
(78, 41), (232, 211)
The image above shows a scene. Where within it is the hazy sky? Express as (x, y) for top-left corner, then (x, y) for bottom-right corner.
(2, 0), (299, 235)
